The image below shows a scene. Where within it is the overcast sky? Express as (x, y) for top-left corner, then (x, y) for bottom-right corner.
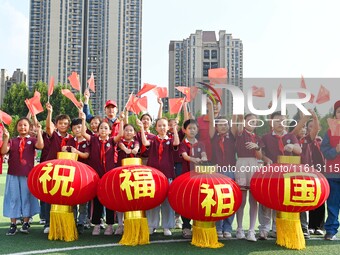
(1, 0), (340, 116)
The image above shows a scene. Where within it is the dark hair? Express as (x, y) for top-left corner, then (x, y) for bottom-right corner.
(155, 117), (168, 127)
(140, 113), (152, 122)
(270, 111), (285, 120)
(123, 123), (135, 131)
(16, 117), (32, 129)
(99, 120), (112, 129)
(55, 114), (71, 125)
(71, 118), (82, 128)
(245, 113), (256, 120)
(89, 115), (102, 123)
(183, 119), (198, 130)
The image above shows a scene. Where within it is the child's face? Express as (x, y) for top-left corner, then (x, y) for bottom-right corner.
(72, 124), (82, 138)
(168, 119), (178, 132)
(298, 126), (307, 138)
(335, 108), (340, 120)
(272, 115), (286, 133)
(141, 115), (152, 129)
(216, 122), (229, 135)
(123, 126), (135, 140)
(98, 122), (111, 138)
(17, 119), (30, 136)
(90, 118), (100, 132)
(185, 123), (198, 138)
(155, 119), (168, 136)
(56, 119), (70, 133)
(245, 115), (256, 132)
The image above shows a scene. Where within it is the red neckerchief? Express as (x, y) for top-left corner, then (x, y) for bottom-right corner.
(218, 134), (225, 156)
(18, 136), (27, 164)
(244, 129), (256, 143)
(167, 131), (174, 139)
(156, 136), (168, 162)
(122, 138), (134, 157)
(274, 134), (285, 155)
(59, 132), (72, 150)
(140, 131), (149, 154)
(100, 138), (109, 169)
(299, 136), (305, 146)
(184, 138), (198, 157)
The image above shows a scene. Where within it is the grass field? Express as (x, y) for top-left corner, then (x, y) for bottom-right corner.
(0, 164), (339, 255)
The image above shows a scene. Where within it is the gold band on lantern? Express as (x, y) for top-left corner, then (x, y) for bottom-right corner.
(193, 220), (215, 228)
(277, 156), (301, 164)
(57, 152), (78, 161)
(51, 204), (73, 213)
(122, 158), (142, 166)
(124, 210), (146, 220)
(277, 211), (300, 220)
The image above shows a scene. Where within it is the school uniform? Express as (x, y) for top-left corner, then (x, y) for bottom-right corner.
(178, 138), (206, 173)
(168, 130), (185, 176)
(197, 115), (213, 160)
(136, 131), (156, 164)
(146, 135), (176, 230)
(3, 136), (40, 218)
(117, 138), (139, 167)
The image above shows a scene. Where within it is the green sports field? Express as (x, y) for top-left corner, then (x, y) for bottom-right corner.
(0, 164), (339, 255)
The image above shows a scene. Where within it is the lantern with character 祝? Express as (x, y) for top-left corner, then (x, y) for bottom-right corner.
(97, 158), (169, 246)
(250, 156), (330, 250)
(28, 152), (100, 241)
(168, 167), (242, 248)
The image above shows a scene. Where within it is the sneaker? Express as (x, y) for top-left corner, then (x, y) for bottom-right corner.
(182, 228), (192, 239)
(217, 231), (223, 239)
(163, 228), (172, 236)
(149, 227), (156, 235)
(20, 222), (30, 234)
(258, 230), (268, 240)
(315, 229), (324, 235)
(6, 224), (17, 236)
(100, 218), (106, 229)
(325, 233), (337, 241)
(223, 232), (232, 239)
(247, 230), (257, 242)
(43, 227), (50, 234)
(39, 219), (46, 225)
(104, 224), (113, 235)
(303, 229), (310, 239)
(114, 225), (124, 235)
(77, 224), (84, 234)
(309, 228), (315, 235)
(236, 228), (246, 239)
(92, 225), (101, 235)
(175, 217), (182, 229)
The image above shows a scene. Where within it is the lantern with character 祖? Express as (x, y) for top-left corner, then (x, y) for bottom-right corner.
(250, 156), (330, 250)
(97, 158), (169, 246)
(28, 152), (100, 241)
(168, 167), (242, 248)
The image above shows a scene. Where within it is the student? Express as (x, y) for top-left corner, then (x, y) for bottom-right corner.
(87, 116), (101, 136)
(62, 118), (90, 234)
(320, 100), (340, 241)
(43, 102), (73, 234)
(117, 124), (140, 166)
(136, 113), (155, 165)
(260, 111), (301, 240)
(233, 114), (263, 242)
(80, 111), (124, 235)
(137, 117), (179, 236)
(178, 119), (207, 238)
(1, 118), (44, 235)
(208, 100), (237, 239)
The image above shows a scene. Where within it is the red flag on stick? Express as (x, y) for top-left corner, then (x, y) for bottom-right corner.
(126, 94), (138, 113)
(87, 73), (95, 93)
(0, 110), (12, 125)
(136, 83), (157, 97)
(68, 72), (81, 91)
(134, 97), (148, 114)
(277, 84), (282, 98)
(169, 98), (185, 115)
(25, 91), (43, 116)
(208, 68), (227, 84)
(153, 87), (168, 98)
(298, 76), (307, 99)
(252, 86), (265, 97)
(61, 89), (81, 108)
(316, 85), (330, 104)
(175, 86), (198, 102)
(48, 76), (54, 97)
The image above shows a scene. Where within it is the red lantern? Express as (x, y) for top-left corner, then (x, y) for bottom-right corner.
(250, 164), (329, 212)
(28, 152), (100, 242)
(168, 170), (242, 248)
(28, 158), (99, 205)
(97, 158), (169, 246)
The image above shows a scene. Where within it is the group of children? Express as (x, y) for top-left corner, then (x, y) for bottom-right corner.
(2, 89), (339, 242)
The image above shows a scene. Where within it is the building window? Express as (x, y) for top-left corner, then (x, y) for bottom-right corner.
(204, 50), (210, 59)
(211, 50), (217, 59)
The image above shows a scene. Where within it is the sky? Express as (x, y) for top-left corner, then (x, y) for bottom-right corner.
(1, 0), (340, 116)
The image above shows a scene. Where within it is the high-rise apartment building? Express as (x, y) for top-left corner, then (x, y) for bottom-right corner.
(28, 0), (142, 115)
(169, 30), (243, 116)
(0, 68), (27, 105)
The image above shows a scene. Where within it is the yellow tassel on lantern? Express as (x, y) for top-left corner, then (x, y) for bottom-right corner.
(192, 221), (223, 248)
(119, 158), (150, 246)
(275, 155), (305, 250)
(48, 152), (78, 242)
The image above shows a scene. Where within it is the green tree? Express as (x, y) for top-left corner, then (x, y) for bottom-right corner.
(1, 82), (30, 117)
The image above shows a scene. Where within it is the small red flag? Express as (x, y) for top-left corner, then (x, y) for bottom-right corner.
(169, 98), (185, 115)
(134, 97), (148, 114)
(48, 76), (54, 96)
(298, 76), (307, 99)
(277, 84), (282, 98)
(316, 85), (330, 104)
(68, 72), (81, 91)
(25, 91), (44, 116)
(87, 73), (95, 93)
(61, 89), (81, 108)
(208, 68), (227, 84)
(153, 87), (168, 98)
(126, 94), (138, 112)
(175, 86), (198, 102)
(0, 110), (12, 125)
(252, 86), (265, 97)
(136, 83), (157, 97)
